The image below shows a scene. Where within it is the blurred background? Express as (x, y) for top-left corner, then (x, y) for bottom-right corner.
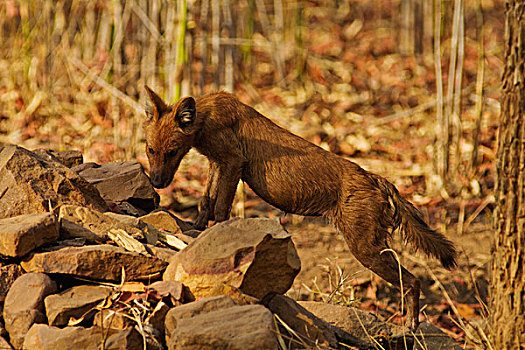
(0, 0), (502, 227)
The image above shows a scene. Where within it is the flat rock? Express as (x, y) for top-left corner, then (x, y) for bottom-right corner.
(0, 264), (23, 298)
(163, 218), (301, 299)
(414, 322), (463, 350)
(140, 210), (192, 234)
(33, 149), (83, 168)
(59, 205), (145, 243)
(299, 301), (413, 349)
(165, 295), (237, 343)
(263, 294), (340, 348)
(45, 285), (114, 326)
(0, 145), (108, 219)
(168, 304), (278, 350)
(0, 335), (13, 350)
(21, 244), (168, 281)
(3, 273), (57, 349)
(0, 213), (59, 257)
(73, 161), (159, 213)
(23, 324), (142, 350)
(93, 309), (134, 330)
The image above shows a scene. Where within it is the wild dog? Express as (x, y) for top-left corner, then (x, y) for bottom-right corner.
(142, 86), (457, 329)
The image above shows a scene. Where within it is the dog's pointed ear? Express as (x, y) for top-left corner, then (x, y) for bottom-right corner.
(145, 85), (169, 120)
(175, 96), (196, 129)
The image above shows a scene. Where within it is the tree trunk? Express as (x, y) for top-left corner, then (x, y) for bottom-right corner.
(490, 1), (525, 348)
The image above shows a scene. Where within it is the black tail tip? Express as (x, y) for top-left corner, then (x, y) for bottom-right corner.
(441, 255), (458, 270)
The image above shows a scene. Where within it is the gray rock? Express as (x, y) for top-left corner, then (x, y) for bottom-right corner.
(0, 213), (59, 257)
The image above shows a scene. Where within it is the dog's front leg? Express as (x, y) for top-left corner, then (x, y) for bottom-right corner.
(194, 161), (219, 229)
(213, 160), (243, 223)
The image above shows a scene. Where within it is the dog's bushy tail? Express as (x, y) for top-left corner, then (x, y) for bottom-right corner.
(373, 175), (457, 269)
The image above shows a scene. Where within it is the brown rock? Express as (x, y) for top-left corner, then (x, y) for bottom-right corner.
(44, 285), (114, 326)
(58, 205), (144, 243)
(3, 273), (57, 349)
(140, 210), (192, 234)
(23, 324), (142, 350)
(148, 281), (187, 304)
(93, 309), (134, 330)
(163, 218), (300, 299)
(164, 295), (237, 344)
(146, 244), (177, 262)
(298, 301), (413, 349)
(0, 145), (108, 219)
(414, 323), (463, 350)
(0, 335), (13, 350)
(73, 161), (159, 213)
(0, 213), (59, 257)
(0, 264), (23, 298)
(21, 245), (167, 281)
(168, 304), (278, 350)
(33, 149), (83, 168)
(262, 294), (339, 348)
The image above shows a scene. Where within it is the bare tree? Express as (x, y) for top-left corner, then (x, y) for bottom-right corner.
(490, 0), (525, 347)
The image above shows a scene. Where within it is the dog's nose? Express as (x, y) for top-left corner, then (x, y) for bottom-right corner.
(151, 172), (165, 188)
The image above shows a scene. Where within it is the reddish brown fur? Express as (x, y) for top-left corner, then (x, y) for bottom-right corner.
(143, 87), (457, 329)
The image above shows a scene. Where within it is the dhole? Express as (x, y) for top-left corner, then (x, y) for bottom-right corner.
(142, 86), (457, 329)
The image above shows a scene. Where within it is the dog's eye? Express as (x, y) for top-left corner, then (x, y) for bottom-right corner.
(167, 149), (177, 158)
(147, 147), (155, 155)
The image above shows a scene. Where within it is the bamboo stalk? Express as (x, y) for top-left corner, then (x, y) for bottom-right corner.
(223, 0), (234, 93)
(211, 0), (220, 89)
(174, 0), (188, 101)
(451, 0), (464, 178)
(165, 1), (176, 101)
(470, 0), (485, 175)
(199, 0), (209, 94)
(434, 0), (446, 188)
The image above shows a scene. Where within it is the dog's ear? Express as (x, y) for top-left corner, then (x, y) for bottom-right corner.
(145, 85), (169, 120)
(174, 96), (196, 129)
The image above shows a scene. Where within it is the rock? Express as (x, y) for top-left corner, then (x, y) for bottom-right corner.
(21, 245), (168, 281)
(0, 264), (23, 298)
(23, 324), (143, 350)
(0, 335), (13, 350)
(164, 295), (237, 344)
(0, 145), (108, 219)
(145, 301), (170, 346)
(163, 218), (300, 299)
(58, 205), (144, 243)
(298, 301), (413, 349)
(73, 161), (159, 213)
(148, 281), (189, 304)
(93, 309), (134, 330)
(146, 244), (177, 262)
(139, 210), (193, 233)
(3, 273), (57, 349)
(44, 285), (114, 326)
(168, 304), (278, 350)
(33, 149), (83, 168)
(0, 213), (59, 257)
(262, 294), (339, 348)
(414, 322), (463, 350)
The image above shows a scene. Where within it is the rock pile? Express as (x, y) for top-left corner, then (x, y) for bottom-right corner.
(0, 145), (460, 350)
